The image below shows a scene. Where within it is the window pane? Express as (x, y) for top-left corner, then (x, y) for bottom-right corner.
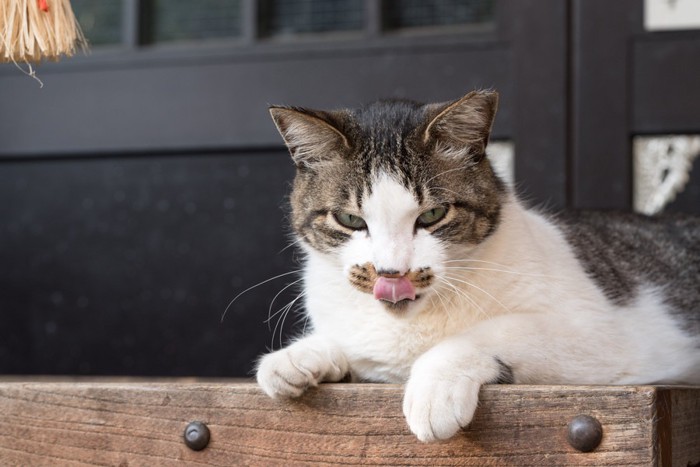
(151, 0), (242, 43)
(259, 0), (364, 37)
(383, 0), (494, 30)
(72, 0), (123, 46)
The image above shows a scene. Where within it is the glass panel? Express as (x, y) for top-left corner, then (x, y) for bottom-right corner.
(71, 0), (123, 46)
(383, 0), (494, 30)
(151, 0), (242, 43)
(259, 0), (364, 37)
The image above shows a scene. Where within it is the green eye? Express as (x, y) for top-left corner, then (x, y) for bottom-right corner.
(334, 212), (367, 230)
(417, 206), (447, 227)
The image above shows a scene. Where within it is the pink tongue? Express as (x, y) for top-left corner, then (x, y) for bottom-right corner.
(373, 276), (416, 304)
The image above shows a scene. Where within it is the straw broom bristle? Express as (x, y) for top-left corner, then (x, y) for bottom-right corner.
(1, 0), (87, 63)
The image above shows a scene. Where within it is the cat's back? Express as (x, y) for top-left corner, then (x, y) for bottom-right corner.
(554, 210), (700, 333)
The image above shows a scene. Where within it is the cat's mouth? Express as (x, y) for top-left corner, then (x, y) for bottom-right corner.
(373, 276), (416, 304)
(347, 263), (434, 311)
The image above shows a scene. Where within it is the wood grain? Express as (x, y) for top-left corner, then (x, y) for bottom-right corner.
(0, 382), (698, 466)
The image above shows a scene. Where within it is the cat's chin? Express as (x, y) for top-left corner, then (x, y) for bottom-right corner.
(379, 295), (423, 315)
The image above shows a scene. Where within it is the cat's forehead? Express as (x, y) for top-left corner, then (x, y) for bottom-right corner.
(339, 100), (433, 191)
(351, 99), (427, 138)
(363, 173), (421, 216)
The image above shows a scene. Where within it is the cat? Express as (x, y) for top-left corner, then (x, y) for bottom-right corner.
(255, 90), (700, 442)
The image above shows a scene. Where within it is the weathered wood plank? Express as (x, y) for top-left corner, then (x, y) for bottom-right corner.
(0, 382), (697, 466)
(670, 388), (700, 467)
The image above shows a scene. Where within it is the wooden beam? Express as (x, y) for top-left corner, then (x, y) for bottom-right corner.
(0, 382), (698, 465)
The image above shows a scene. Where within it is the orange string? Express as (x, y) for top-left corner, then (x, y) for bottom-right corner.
(38, 0), (49, 12)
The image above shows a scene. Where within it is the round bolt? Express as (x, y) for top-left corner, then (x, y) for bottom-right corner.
(567, 414), (603, 452)
(184, 421), (210, 451)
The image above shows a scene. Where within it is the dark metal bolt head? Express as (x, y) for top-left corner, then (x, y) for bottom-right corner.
(184, 421), (210, 451)
(567, 414), (603, 452)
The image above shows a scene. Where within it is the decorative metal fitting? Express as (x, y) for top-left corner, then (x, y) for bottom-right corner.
(567, 414), (603, 453)
(184, 421), (210, 451)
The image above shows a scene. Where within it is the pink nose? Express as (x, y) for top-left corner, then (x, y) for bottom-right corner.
(373, 276), (416, 304)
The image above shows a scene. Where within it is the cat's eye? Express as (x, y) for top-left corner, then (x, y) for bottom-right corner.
(334, 212), (367, 230)
(417, 207), (447, 228)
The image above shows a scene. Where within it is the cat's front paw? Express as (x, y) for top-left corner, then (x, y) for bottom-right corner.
(256, 338), (348, 399)
(256, 348), (322, 398)
(402, 355), (483, 442)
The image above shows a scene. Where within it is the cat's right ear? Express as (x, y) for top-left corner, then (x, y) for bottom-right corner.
(269, 106), (350, 170)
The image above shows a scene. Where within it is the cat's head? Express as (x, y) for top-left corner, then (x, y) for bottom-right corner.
(270, 90), (506, 315)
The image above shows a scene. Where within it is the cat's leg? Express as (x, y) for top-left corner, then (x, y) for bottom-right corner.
(402, 312), (606, 442)
(402, 338), (503, 442)
(256, 334), (350, 398)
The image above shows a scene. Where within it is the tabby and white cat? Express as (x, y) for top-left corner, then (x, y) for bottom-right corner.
(256, 90), (700, 442)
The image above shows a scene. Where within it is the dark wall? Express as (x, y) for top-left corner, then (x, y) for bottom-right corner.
(0, 152), (296, 376)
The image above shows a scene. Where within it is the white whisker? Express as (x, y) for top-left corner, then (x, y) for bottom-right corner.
(444, 266), (552, 278)
(443, 273), (512, 314)
(436, 277), (488, 318)
(265, 288), (308, 325)
(278, 237), (302, 254)
(222, 269), (302, 322)
(444, 258), (516, 267)
(429, 186), (465, 199)
(432, 285), (456, 320)
(272, 292), (305, 350)
(267, 277), (305, 330)
(424, 164), (470, 185)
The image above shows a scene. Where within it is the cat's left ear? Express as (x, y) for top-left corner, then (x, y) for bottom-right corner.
(423, 90), (498, 161)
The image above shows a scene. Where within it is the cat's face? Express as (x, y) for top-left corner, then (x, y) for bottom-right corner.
(270, 91), (505, 315)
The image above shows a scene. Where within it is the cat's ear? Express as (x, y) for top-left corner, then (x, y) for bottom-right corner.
(269, 106), (350, 169)
(423, 90), (498, 162)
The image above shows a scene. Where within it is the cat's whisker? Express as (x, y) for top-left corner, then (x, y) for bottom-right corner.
(431, 283), (454, 314)
(423, 164), (470, 185)
(278, 237), (303, 254)
(222, 269), (303, 323)
(272, 304), (291, 350)
(436, 277), (489, 319)
(268, 277), (348, 348)
(443, 273), (512, 314)
(266, 288), (309, 325)
(429, 186), (466, 199)
(271, 293), (305, 350)
(443, 266), (554, 279)
(431, 286), (449, 314)
(277, 298), (295, 350)
(445, 258), (560, 279)
(444, 258), (519, 267)
(267, 277), (305, 330)
(432, 286), (456, 320)
(265, 277), (345, 326)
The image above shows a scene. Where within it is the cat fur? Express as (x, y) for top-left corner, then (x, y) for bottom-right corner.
(256, 90), (700, 442)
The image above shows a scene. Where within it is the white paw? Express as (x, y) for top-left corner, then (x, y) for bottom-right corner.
(403, 348), (499, 442)
(256, 340), (345, 399)
(403, 374), (480, 442)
